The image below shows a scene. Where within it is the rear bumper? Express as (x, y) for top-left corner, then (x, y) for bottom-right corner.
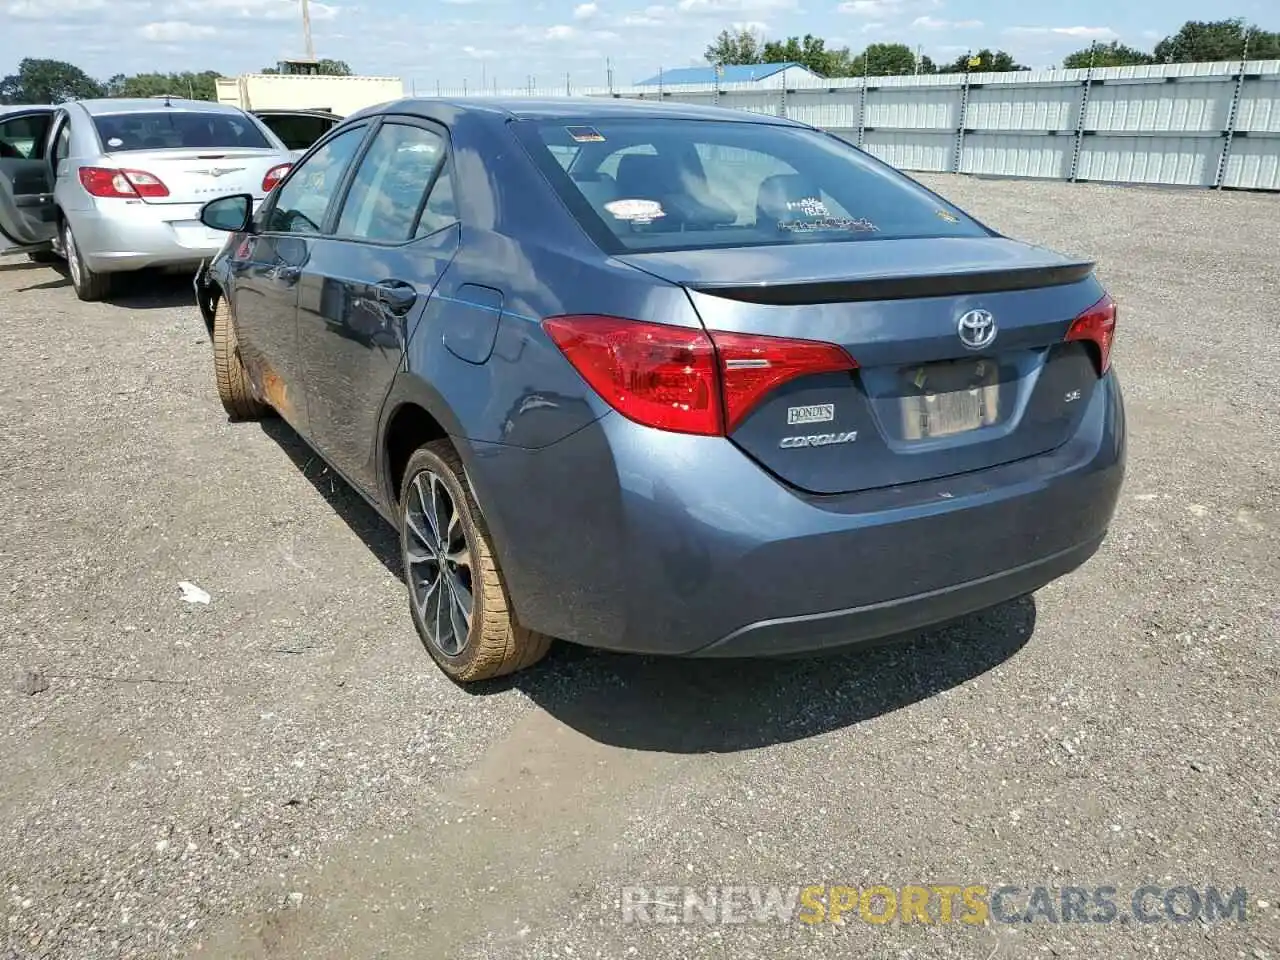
(462, 369), (1126, 657)
(68, 203), (242, 274)
(695, 535), (1102, 657)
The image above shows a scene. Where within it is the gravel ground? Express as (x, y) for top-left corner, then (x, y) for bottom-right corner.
(2, 175), (1278, 960)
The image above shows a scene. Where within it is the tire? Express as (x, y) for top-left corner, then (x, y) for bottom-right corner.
(400, 440), (552, 682)
(212, 298), (270, 421)
(62, 220), (112, 302)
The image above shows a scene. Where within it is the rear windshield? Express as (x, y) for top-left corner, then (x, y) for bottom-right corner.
(93, 111), (271, 152)
(519, 118), (988, 252)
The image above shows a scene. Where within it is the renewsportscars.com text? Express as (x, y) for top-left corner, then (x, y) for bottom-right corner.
(620, 884), (1252, 926)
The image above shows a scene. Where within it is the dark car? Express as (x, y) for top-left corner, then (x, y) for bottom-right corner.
(194, 96), (1125, 683)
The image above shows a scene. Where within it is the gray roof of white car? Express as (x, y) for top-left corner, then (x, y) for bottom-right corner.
(73, 98), (249, 117)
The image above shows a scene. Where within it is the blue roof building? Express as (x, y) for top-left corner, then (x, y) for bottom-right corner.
(634, 62), (820, 86)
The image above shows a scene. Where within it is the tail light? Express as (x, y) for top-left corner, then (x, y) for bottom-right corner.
(79, 166), (170, 199)
(1065, 292), (1117, 375)
(262, 163), (292, 192)
(541, 315), (856, 436)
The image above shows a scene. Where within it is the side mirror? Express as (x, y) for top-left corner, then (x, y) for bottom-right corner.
(200, 193), (254, 233)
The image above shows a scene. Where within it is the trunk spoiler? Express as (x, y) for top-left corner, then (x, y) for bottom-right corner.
(684, 261), (1097, 306)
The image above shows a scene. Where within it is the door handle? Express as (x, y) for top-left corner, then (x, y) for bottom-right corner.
(374, 279), (417, 316)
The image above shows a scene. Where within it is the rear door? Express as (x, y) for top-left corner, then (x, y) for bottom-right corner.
(226, 121), (373, 434)
(254, 111), (341, 157)
(0, 108), (57, 253)
(296, 117), (460, 494)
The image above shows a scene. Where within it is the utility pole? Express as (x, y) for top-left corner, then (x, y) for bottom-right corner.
(300, 0), (316, 60)
(607, 57), (614, 93)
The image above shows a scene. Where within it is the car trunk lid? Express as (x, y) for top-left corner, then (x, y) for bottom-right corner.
(617, 236), (1109, 495)
(101, 148), (285, 205)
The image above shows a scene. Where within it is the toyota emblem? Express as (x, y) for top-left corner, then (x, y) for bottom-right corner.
(957, 309), (997, 350)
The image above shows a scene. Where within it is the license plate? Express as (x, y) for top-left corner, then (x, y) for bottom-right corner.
(900, 362), (1000, 440)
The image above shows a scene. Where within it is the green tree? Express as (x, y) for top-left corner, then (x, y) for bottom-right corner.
(943, 48), (1028, 72)
(0, 58), (103, 104)
(704, 27), (764, 66)
(104, 71), (223, 101)
(759, 34), (854, 77)
(259, 58), (354, 75)
(1153, 18), (1280, 62)
(1062, 41), (1154, 69)
(849, 43), (920, 76)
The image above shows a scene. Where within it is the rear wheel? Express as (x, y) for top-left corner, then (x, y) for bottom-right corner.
(62, 220), (112, 302)
(212, 298), (270, 421)
(400, 441), (552, 682)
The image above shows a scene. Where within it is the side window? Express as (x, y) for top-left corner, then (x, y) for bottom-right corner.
(334, 123), (450, 243)
(51, 121), (71, 169)
(0, 114), (53, 160)
(415, 158), (457, 238)
(264, 125), (367, 234)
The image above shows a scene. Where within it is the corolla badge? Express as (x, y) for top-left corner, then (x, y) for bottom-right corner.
(957, 309), (997, 350)
(780, 431), (857, 449)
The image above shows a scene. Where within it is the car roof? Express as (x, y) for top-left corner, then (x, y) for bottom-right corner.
(70, 98), (251, 117)
(354, 96), (804, 126)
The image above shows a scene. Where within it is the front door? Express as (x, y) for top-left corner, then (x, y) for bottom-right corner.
(227, 121), (372, 434)
(297, 118), (460, 495)
(0, 109), (57, 254)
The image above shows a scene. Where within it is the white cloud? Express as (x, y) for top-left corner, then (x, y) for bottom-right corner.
(620, 3), (671, 25)
(461, 44), (497, 57)
(860, 21), (884, 32)
(730, 19), (769, 33)
(837, 0), (938, 16)
(1006, 26), (1117, 40)
(178, 0), (341, 22)
(913, 15), (981, 29)
(677, 0), (795, 13)
(138, 20), (218, 41)
(573, 1), (597, 17)
(5, 0), (104, 18)
(542, 23), (618, 41)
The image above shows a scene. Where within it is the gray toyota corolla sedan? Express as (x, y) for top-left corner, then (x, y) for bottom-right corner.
(194, 97), (1126, 682)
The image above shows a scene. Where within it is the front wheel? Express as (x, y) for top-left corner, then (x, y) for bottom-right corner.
(400, 440), (552, 682)
(212, 298), (270, 421)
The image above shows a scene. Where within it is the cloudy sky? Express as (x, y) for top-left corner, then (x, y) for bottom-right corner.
(3, 0), (1276, 91)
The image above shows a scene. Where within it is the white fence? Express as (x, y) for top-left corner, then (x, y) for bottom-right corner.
(427, 60), (1280, 191)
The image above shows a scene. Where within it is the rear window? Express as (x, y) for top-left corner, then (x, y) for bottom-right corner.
(518, 118), (987, 253)
(92, 111), (271, 152)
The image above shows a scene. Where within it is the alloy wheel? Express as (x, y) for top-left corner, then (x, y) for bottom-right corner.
(404, 469), (474, 656)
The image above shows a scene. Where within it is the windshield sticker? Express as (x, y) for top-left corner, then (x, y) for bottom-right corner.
(935, 209), (960, 223)
(604, 199), (665, 223)
(777, 216), (879, 234)
(107, 137), (123, 148)
(566, 125), (606, 143)
(786, 197), (830, 218)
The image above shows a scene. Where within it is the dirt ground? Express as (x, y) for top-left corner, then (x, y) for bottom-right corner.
(1, 174), (1277, 960)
